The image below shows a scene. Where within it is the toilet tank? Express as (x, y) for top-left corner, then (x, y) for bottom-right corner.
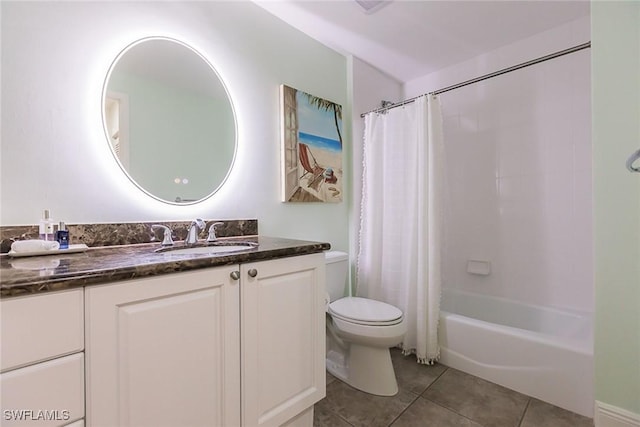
(324, 251), (349, 302)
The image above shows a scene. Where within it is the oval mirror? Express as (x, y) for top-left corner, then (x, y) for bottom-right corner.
(102, 37), (236, 204)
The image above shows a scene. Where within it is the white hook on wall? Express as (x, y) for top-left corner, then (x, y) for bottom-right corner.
(626, 149), (640, 173)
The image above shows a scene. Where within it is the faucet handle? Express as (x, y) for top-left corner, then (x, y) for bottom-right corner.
(151, 224), (174, 246)
(207, 222), (225, 242)
(193, 218), (206, 231)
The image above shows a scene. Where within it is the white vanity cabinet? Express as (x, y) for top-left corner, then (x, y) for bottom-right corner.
(84, 252), (325, 427)
(241, 253), (326, 427)
(84, 265), (241, 427)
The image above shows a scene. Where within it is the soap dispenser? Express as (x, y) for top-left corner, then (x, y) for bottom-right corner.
(39, 209), (56, 241)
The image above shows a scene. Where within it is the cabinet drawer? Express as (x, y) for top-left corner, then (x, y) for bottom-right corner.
(1, 289), (83, 372)
(0, 353), (85, 427)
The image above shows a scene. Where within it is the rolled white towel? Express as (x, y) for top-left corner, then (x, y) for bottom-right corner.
(10, 240), (60, 253)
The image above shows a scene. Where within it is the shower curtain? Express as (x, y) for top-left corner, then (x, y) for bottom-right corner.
(357, 95), (444, 364)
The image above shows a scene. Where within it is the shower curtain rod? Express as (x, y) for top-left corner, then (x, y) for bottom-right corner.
(360, 41), (591, 118)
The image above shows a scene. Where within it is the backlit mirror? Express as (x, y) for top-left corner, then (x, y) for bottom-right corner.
(102, 37), (236, 204)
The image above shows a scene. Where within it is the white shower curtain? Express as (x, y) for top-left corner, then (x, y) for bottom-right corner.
(357, 95), (444, 364)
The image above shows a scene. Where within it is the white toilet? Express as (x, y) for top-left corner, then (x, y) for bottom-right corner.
(324, 251), (407, 396)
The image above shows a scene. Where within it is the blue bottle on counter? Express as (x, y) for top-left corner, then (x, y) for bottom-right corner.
(56, 221), (69, 249)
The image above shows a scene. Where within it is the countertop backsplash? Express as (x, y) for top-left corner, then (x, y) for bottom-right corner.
(0, 219), (258, 254)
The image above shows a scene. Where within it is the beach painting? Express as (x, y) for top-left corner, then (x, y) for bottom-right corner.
(280, 85), (343, 203)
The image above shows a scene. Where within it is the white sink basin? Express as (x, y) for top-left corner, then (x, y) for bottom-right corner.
(157, 242), (258, 256)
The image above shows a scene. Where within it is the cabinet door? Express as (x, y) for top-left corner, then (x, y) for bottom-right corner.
(85, 267), (240, 427)
(241, 253), (326, 427)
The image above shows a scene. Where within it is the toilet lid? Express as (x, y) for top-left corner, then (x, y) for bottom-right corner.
(329, 297), (403, 325)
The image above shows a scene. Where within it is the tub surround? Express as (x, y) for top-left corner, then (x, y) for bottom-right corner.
(0, 235), (330, 298)
(0, 219), (258, 254)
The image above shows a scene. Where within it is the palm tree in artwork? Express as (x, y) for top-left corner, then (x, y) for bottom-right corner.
(301, 93), (343, 147)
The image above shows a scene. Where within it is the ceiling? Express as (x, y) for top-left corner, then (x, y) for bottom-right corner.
(255, 0), (590, 83)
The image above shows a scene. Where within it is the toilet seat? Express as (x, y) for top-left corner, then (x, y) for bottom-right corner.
(329, 297), (403, 326)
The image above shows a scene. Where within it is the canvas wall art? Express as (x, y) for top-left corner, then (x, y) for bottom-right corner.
(280, 85), (343, 203)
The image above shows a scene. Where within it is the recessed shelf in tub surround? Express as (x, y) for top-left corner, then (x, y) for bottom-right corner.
(0, 235), (331, 299)
(0, 219), (258, 254)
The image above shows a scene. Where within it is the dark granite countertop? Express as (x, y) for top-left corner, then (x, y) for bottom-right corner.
(0, 236), (330, 299)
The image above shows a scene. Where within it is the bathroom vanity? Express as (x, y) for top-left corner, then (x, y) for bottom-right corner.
(0, 235), (329, 427)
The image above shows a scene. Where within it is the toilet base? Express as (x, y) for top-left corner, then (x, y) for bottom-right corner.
(326, 343), (399, 396)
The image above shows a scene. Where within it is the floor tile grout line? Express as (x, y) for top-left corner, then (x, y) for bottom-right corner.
(420, 393), (486, 425)
(419, 364), (449, 393)
(323, 376), (413, 427)
(322, 394), (356, 427)
(421, 365), (537, 427)
(412, 365), (480, 424)
(336, 405), (356, 427)
(384, 362), (452, 426)
(516, 397), (532, 427)
(320, 376), (355, 427)
(386, 389), (422, 426)
(386, 361), (450, 426)
(419, 394), (490, 427)
(419, 365), (516, 425)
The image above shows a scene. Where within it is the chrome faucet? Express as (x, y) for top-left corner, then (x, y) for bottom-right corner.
(184, 218), (205, 245)
(151, 224), (174, 246)
(206, 222), (225, 243)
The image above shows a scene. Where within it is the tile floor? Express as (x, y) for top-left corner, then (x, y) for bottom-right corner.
(314, 349), (594, 427)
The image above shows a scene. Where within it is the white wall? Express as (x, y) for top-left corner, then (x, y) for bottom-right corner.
(395, 18), (591, 312)
(0, 1), (350, 251)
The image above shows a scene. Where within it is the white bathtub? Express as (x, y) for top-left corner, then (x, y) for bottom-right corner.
(439, 288), (594, 417)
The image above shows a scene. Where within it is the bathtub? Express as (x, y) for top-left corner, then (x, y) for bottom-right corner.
(439, 288), (593, 417)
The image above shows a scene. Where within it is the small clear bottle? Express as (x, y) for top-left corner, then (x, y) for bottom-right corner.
(39, 209), (56, 241)
(56, 221), (69, 249)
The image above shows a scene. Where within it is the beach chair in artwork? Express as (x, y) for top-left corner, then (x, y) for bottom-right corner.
(298, 143), (326, 190)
